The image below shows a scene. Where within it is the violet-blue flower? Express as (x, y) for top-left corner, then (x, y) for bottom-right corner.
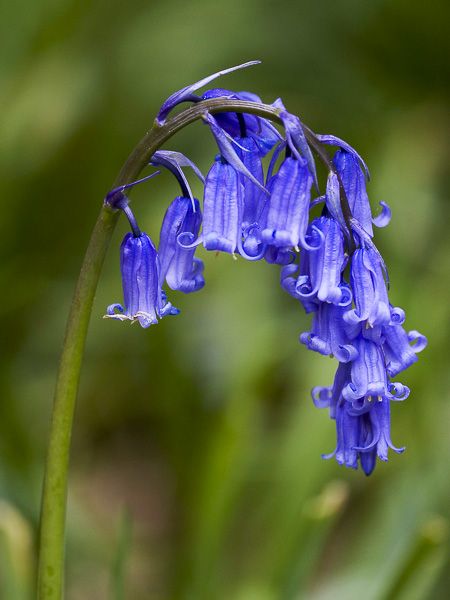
(201, 156), (243, 254)
(342, 337), (409, 410)
(300, 301), (357, 363)
(236, 137), (265, 230)
(101, 63), (427, 477)
(313, 362), (406, 475)
(261, 156), (314, 251)
(280, 257), (318, 312)
(235, 136), (267, 259)
(105, 232), (179, 328)
(344, 245), (391, 329)
(382, 311), (428, 377)
(333, 149), (374, 237)
(302, 215), (347, 304)
(351, 397), (406, 471)
(158, 196), (205, 293)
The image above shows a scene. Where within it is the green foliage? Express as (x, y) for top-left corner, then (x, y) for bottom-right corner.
(0, 1), (449, 598)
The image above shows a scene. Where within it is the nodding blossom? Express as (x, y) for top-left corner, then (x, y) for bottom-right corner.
(104, 62), (427, 474)
(105, 232), (179, 328)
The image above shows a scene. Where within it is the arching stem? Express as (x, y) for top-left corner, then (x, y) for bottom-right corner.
(37, 97), (305, 599)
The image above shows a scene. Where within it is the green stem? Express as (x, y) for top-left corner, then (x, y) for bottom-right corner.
(37, 206), (119, 599)
(36, 98), (288, 599)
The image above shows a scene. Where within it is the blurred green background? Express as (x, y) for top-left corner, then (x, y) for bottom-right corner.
(0, 0), (449, 598)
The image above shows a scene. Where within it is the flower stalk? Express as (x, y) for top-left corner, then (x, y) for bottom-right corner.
(37, 70), (426, 595)
(36, 98), (294, 599)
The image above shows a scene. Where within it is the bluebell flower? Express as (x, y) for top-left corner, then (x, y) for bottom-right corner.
(342, 337), (409, 409)
(232, 136), (268, 260)
(103, 64), (426, 476)
(344, 245), (391, 328)
(280, 256), (319, 312)
(329, 399), (404, 476)
(382, 308), (428, 376)
(260, 156), (315, 251)
(300, 300), (357, 362)
(326, 401), (362, 470)
(201, 156), (243, 253)
(301, 215), (348, 304)
(333, 149), (374, 237)
(236, 137), (265, 230)
(105, 232), (179, 328)
(313, 364), (362, 470)
(351, 397), (406, 473)
(278, 217), (348, 309)
(158, 196), (205, 293)
(313, 361), (406, 475)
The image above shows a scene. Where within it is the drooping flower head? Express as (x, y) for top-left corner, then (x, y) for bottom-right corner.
(202, 156), (243, 254)
(158, 196), (204, 293)
(260, 155), (314, 251)
(103, 62), (427, 474)
(105, 232), (179, 328)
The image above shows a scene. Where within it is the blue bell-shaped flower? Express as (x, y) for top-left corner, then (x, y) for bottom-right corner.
(159, 196), (205, 293)
(105, 232), (179, 328)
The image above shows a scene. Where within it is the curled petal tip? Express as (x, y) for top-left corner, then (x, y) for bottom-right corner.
(408, 330), (428, 353)
(373, 201), (392, 228)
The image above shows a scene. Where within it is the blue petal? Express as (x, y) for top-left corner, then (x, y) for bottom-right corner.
(324, 172), (348, 234)
(104, 232), (178, 328)
(306, 216), (346, 304)
(334, 150), (373, 237)
(158, 196), (205, 293)
(261, 156), (313, 250)
(202, 159), (243, 253)
(372, 201), (391, 228)
(389, 305), (405, 325)
(311, 386), (332, 409)
(342, 337), (389, 404)
(236, 137), (265, 228)
(383, 322), (426, 377)
(408, 330), (428, 353)
(345, 246), (390, 328)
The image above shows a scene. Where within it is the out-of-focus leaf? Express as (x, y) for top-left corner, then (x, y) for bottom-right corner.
(381, 515), (449, 600)
(0, 500), (34, 600)
(110, 508), (133, 600)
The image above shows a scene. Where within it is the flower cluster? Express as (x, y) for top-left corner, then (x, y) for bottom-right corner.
(104, 62), (426, 474)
